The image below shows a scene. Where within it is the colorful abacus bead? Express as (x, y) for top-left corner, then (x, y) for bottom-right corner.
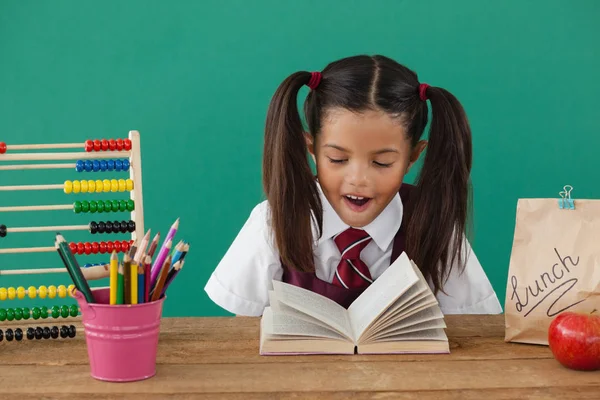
(0, 304), (78, 321)
(73, 199), (134, 214)
(68, 240), (130, 255)
(0, 224), (6, 238)
(89, 220), (135, 234)
(0, 285), (74, 301)
(64, 179), (133, 193)
(0, 141), (7, 154)
(0, 325), (75, 341)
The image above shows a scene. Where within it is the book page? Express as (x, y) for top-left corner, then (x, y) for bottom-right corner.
(361, 305), (445, 343)
(265, 308), (348, 340)
(272, 280), (353, 340)
(348, 252), (419, 340)
(372, 328), (447, 342)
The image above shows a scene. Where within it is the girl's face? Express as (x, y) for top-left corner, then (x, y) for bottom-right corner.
(308, 108), (426, 228)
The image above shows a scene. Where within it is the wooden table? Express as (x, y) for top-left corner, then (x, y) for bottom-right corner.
(1, 315), (598, 398)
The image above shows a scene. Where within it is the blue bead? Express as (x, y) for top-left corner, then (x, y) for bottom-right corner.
(75, 160), (84, 172)
(107, 160), (115, 171)
(83, 264), (92, 268)
(92, 160), (100, 172)
(122, 159), (130, 171)
(99, 160), (107, 171)
(84, 160), (93, 172)
(115, 160), (123, 172)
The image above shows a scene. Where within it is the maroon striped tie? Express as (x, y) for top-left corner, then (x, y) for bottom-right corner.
(331, 228), (373, 289)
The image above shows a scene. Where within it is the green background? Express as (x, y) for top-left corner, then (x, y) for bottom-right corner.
(0, 1), (598, 316)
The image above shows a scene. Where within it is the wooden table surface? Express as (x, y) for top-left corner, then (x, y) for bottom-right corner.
(1, 315), (598, 399)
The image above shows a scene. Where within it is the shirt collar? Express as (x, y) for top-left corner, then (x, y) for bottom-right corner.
(315, 181), (403, 251)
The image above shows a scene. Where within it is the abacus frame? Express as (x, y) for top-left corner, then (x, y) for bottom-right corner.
(0, 130), (145, 278)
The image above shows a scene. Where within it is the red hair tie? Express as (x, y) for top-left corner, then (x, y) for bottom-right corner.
(419, 83), (430, 101)
(307, 72), (322, 90)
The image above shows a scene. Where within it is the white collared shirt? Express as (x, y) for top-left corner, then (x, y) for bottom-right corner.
(204, 184), (503, 316)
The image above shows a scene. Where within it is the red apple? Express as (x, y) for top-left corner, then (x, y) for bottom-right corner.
(548, 311), (600, 371)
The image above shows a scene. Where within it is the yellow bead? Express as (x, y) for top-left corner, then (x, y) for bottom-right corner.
(27, 286), (37, 298)
(68, 284), (75, 296)
(8, 287), (16, 300)
(95, 179), (103, 192)
(88, 179), (96, 192)
(126, 179), (134, 191)
(58, 285), (67, 298)
(48, 285), (57, 299)
(38, 285), (48, 299)
(16, 286), (26, 299)
(72, 180), (81, 193)
(0, 287), (6, 301)
(64, 180), (73, 194)
(118, 179), (126, 192)
(103, 179), (111, 192)
(111, 179), (119, 192)
(80, 180), (89, 193)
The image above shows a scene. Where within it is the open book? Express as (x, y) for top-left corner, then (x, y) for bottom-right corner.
(259, 252), (449, 355)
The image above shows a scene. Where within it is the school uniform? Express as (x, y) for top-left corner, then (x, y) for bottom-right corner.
(204, 182), (503, 316)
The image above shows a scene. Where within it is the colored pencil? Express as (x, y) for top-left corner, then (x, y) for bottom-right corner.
(150, 255), (171, 302)
(162, 259), (184, 296)
(109, 251), (118, 305)
(116, 264), (124, 304)
(133, 229), (151, 263)
(123, 253), (131, 304)
(150, 239), (172, 287)
(146, 232), (161, 258)
(169, 240), (185, 269)
(138, 264), (145, 304)
(143, 254), (152, 303)
(130, 260), (138, 305)
(55, 233), (95, 303)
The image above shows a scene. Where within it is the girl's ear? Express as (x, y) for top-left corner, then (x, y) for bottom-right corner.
(304, 132), (316, 162)
(407, 140), (427, 172)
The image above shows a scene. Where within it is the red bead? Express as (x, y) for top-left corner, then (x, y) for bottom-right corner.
(108, 139), (116, 151)
(101, 139), (109, 151)
(0, 142), (6, 154)
(129, 239), (135, 246)
(106, 241), (114, 253)
(77, 242), (85, 255)
(93, 139), (101, 151)
(84, 242), (92, 255)
(69, 242), (77, 253)
(123, 138), (132, 151)
(92, 242), (99, 254)
(116, 139), (124, 151)
(114, 241), (122, 252)
(99, 241), (107, 254)
(121, 240), (130, 252)
(84, 140), (93, 152)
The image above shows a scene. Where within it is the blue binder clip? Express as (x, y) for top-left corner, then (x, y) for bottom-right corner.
(558, 185), (575, 210)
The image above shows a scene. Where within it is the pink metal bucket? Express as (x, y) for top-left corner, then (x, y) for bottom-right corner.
(73, 287), (165, 382)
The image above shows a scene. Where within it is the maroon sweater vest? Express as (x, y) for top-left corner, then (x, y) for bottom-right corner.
(281, 183), (413, 308)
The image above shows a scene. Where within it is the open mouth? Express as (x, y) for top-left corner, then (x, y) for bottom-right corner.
(343, 195), (372, 211)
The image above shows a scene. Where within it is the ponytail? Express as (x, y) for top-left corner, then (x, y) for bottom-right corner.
(263, 72), (323, 273)
(406, 86), (472, 294)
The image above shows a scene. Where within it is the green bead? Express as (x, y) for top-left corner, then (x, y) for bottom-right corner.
(22, 307), (30, 320)
(0, 309), (6, 321)
(74, 201), (82, 213)
(81, 201), (90, 213)
(119, 200), (127, 212)
(32, 307), (41, 319)
(6, 308), (15, 321)
(97, 200), (105, 213)
(89, 201), (98, 213)
(127, 199), (135, 211)
(51, 305), (60, 319)
(111, 200), (119, 212)
(40, 306), (48, 318)
(70, 305), (78, 317)
(61, 305), (69, 318)
(14, 308), (23, 320)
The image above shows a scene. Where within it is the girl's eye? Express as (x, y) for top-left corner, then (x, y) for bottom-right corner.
(374, 161), (392, 168)
(327, 157), (347, 164)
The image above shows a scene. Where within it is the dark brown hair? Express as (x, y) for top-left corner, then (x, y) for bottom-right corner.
(263, 55), (472, 294)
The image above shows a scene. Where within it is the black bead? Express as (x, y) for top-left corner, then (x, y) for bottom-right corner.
(35, 327), (43, 339)
(68, 325), (76, 338)
(5, 328), (13, 341)
(89, 221), (98, 234)
(0, 224), (6, 238)
(127, 220), (136, 233)
(97, 221), (106, 233)
(27, 327), (35, 340)
(119, 221), (128, 233)
(113, 221), (121, 233)
(105, 221), (113, 233)
(15, 328), (23, 341)
(50, 326), (59, 339)
(0, 329), (3, 342)
(60, 326), (68, 338)
(42, 327), (51, 339)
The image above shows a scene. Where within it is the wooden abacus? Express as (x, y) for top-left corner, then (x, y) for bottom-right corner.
(0, 131), (145, 342)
